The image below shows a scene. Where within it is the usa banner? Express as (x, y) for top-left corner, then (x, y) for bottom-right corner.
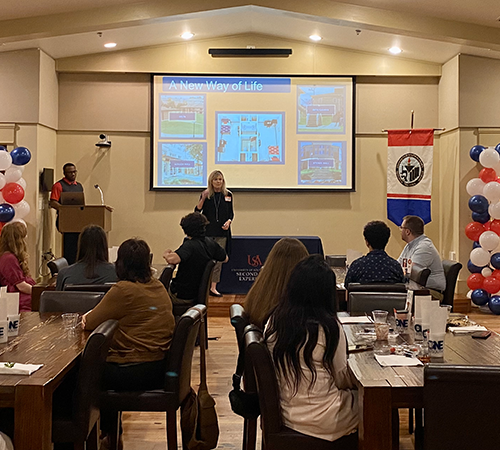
(387, 129), (434, 226)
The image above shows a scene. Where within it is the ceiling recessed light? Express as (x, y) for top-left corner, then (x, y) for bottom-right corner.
(181, 32), (194, 40)
(104, 42), (117, 48)
(389, 46), (402, 55)
(309, 34), (322, 41)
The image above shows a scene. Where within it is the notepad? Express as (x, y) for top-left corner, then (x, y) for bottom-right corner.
(0, 363), (43, 375)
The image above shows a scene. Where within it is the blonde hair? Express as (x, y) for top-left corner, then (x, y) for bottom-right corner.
(207, 170), (228, 197)
(0, 222), (30, 276)
(245, 238), (309, 328)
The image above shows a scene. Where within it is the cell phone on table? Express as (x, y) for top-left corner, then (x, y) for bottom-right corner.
(471, 331), (491, 339)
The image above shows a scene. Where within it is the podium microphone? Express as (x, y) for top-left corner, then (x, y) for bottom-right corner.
(94, 184), (104, 205)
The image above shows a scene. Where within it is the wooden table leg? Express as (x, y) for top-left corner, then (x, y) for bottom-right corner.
(358, 383), (393, 450)
(14, 385), (52, 450)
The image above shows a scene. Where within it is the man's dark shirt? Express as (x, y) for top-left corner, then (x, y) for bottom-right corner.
(170, 236), (226, 300)
(345, 249), (404, 286)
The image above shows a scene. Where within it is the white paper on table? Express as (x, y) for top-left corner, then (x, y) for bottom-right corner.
(0, 363), (43, 375)
(339, 316), (373, 324)
(375, 354), (423, 367)
(346, 249), (363, 267)
(448, 325), (488, 334)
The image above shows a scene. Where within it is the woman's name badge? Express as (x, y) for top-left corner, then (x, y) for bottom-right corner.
(225, 196), (232, 202)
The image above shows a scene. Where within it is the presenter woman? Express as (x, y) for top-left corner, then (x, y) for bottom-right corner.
(195, 170), (234, 297)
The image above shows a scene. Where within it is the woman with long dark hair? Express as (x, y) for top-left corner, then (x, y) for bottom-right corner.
(195, 170), (234, 296)
(265, 255), (358, 447)
(56, 224), (117, 290)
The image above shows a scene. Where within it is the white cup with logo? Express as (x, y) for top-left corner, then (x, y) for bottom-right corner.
(7, 314), (20, 338)
(0, 320), (8, 343)
(428, 331), (446, 358)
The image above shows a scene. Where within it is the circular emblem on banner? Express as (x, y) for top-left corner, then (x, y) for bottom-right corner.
(396, 153), (424, 187)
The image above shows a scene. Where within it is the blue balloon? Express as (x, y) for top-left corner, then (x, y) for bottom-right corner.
(472, 211), (490, 223)
(0, 146), (6, 152)
(10, 147), (31, 166)
(0, 204), (15, 223)
(489, 295), (500, 314)
(473, 241), (481, 249)
(468, 260), (484, 273)
(495, 143), (500, 155)
(472, 289), (490, 306)
(468, 195), (489, 214)
(470, 145), (486, 162)
(491, 253), (500, 269)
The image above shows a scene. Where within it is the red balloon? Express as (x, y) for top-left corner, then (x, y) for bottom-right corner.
(2, 183), (24, 204)
(492, 270), (500, 280)
(465, 221), (485, 241)
(467, 273), (485, 290)
(485, 221), (492, 231)
(484, 276), (500, 294)
(480, 168), (497, 183)
(491, 220), (500, 236)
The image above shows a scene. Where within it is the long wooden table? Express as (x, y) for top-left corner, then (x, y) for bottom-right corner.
(0, 312), (88, 450)
(344, 322), (500, 450)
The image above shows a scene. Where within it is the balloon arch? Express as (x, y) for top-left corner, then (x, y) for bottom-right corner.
(0, 146), (31, 233)
(466, 144), (500, 314)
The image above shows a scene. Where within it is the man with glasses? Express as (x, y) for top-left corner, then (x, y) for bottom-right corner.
(50, 163), (84, 264)
(399, 215), (445, 299)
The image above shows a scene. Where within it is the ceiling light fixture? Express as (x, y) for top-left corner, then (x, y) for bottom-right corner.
(389, 46), (402, 55)
(104, 42), (117, 48)
(309, 34), (322, 41)
(181, 32), (194, 40)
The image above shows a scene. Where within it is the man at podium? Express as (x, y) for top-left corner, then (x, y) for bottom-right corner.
(49, 163), (84, 265)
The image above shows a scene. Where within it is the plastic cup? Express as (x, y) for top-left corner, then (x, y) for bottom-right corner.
(372, 310), (389, 323)
(62, 313), (80, 330)
(375, 322), (390, 341)
(428, 332), (446, 358)
(395, 310), (410, 335)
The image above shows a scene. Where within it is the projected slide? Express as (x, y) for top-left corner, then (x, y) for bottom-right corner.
(297, 86), (345, 134)
(159, 94), (206, 139)
(215, 113), (284, 164)
(152, 75), (355, 190)
(298, 141), (346, 186)
(158, 142), (207, 186)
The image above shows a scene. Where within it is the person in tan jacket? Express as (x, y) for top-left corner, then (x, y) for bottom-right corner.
(83, 238), (175, 447)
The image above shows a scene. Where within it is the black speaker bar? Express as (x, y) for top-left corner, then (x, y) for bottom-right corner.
(208, 48), (292, 58)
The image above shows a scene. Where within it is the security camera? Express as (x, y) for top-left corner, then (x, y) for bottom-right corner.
(96, 133), (111, 148)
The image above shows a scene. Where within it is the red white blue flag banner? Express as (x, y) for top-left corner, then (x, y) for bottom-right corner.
(387, 129), (434, 226)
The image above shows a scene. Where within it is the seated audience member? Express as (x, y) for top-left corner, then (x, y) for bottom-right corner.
(163, 212), (228, 305)
(83, 238), (175, 446)
(0, 222), (35, 312)
(399, 215), (445, 298)
(345, 220), (404, 287)
(56, 224), (117, 290)
(245, 238), (309, 328)
(265, 255), (358, 447)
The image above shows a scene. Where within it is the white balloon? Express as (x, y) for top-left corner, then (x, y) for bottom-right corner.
(483, 181), (500, 203)
(4, 167), (22, 183)
(480, 230), (500, 251)
(0, 173), (5, 191)
(466, 178), (486, 196)
(16, 178), (26, 190)
(467, 290), (473, 299)
(480, 148), (500, 168)
(0, 152), (11, 171)
(489, 202), (500, 220)
(471, 247), (491, 267)
(13, 201), (30, 220)
(16, 165), (24, 173)
(482, 267), (493, 277)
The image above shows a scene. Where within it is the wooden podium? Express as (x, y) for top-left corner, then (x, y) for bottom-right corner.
(58, 205), (112, 233)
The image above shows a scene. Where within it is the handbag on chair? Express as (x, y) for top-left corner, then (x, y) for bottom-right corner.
(181, 308), (219, 450)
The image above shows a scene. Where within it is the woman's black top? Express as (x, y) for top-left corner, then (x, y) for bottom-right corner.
(196, 191), (234, 238)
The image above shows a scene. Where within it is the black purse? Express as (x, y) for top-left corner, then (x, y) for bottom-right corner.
(228, 373), (260, 420)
